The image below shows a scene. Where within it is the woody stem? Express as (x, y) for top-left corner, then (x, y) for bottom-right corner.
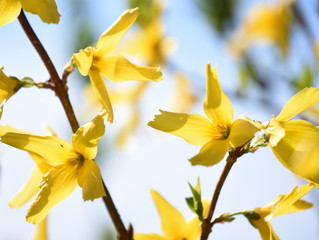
(200, 147), (246, 240)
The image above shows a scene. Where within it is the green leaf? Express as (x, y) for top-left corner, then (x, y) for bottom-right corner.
(186, 178), (204, 221)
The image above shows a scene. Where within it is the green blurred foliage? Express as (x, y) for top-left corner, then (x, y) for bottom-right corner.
(194, 0), (237, 36)
(128, 0), (162, 28)
(292, 65), (314, 91)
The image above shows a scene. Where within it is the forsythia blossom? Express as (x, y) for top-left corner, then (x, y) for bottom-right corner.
(228, 0), (294, 57)
(149, 63), (260, 166)
(0, 114), (106, 223)
(263, 87), (319, 184)
(72, 8), (163, 123)
(134, 190), (201, 240)
(0, 0), (60, 27)
(243, 184), (313, 240)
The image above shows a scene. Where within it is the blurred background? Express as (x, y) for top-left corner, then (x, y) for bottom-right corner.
(0, 0), (319, 239)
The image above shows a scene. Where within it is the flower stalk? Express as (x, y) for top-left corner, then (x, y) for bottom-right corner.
(200, 147), (247, 240)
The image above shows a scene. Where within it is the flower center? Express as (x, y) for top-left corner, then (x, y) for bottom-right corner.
(213, 124), (230, 140)
(68, 152), (85, 169)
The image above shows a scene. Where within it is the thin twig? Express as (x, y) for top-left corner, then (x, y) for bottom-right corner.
(18, 10), (79, 133)
(200, 147), (246, 240)
(17, 10), (132, 240)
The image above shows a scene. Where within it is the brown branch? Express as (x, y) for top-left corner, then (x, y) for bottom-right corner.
(18, 10), (79, 133)
(200, 147), (246, 240)
(17, 10), (132, 240)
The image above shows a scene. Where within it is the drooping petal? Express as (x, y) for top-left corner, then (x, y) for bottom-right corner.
(248, 217), (279, 240)
(265, 184), (313, 221)
(150, 190), (187, 238)
(0, 0), (21, 27)
(95, 55), (163, 82)
(95, 8), (139, 55)
(72, 46), (94, 76)
(148, 110), (214, 146)
(0, 125), (76, 166)
(78, 159), (106, 201)
(9, 167), (42, 208)
(33, 217), (48, 240)
(204, 63), (233, 125)
(189, 139), (229, 166)
(228, 116), (261, 147)
(72, 114), (105, 160)
(26, 165), (78, 224)
(276, 87), (319, 122)
(134, 233), (166, 240)
(271, 119), (319, 183)
(88, 70), (113, 123)
(20, 0), (60, 24)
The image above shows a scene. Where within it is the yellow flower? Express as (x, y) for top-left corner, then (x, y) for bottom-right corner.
(148, 63), (260, 166)
(72, 8), (163, 123)
(0, 0), (60, 27)
(0, 66), (22, 119)
(0, 114), (106, 223)
(243, 184), (313, 240)
(134, 190), (201, 240)
(229, 0), (294, 58)
(122, 9), (175, 67)
(264, 87), (319, 184)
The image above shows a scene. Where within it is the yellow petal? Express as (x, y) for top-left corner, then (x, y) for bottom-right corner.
(265, 184), (313, 221)
(0, 0), (21, 27)
(249, 218), (279, 240)
(134, 233), (166, 240)
(9, 167), (42, 208)
(271, 119), (319, 182)
(29, 153), (52, 174)
(0, 67), (21, 96)
(95, 8), (139, 55)
(276, 88), (319, 122)
(265, 118), (286, 147)
(228, 116), (260, 147)
(0, 125), (76, 166)
(150, 190), (187, 238)
(183, 217), (201, 240)
(95, 55), (162, 82)
(33, 217), (48, 240)
(148, 110), (214, 146)
(73, 46), (94, 76)
(0, 67), (21, 119)
(20, 0), (60, 24)
(78, 159), (106, 201)
(189, 139), (229, 166)
(72, 114), (105, 160)
(204, 63), (233, 125)
(26, 165), (78, 224)
(88, 70), (114, 123)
